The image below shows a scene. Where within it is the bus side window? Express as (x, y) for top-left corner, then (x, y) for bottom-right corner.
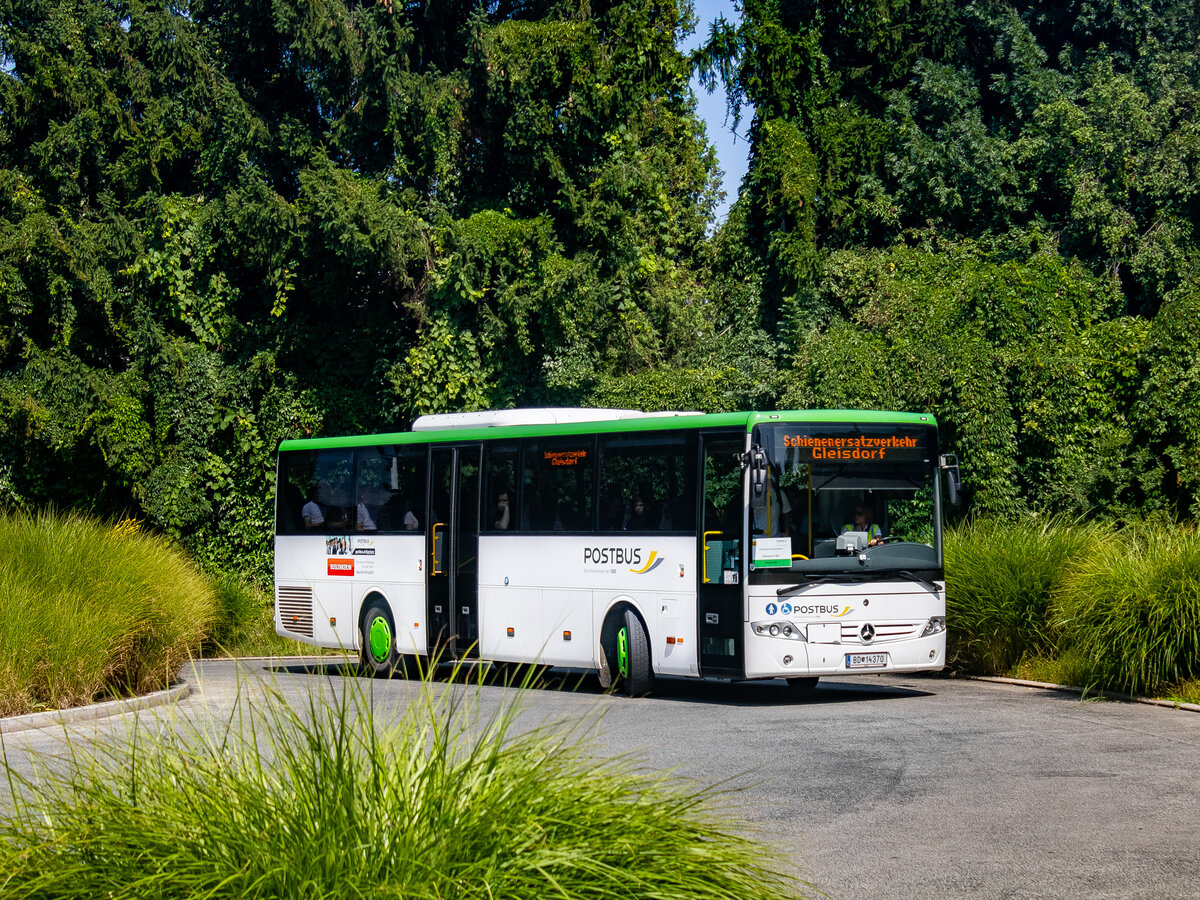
(358, 445), (426, 533)
(277, 450), (317, 535)
(484, 442), (519, 532)
(599, 432), (696, 533)
(521, 437), (595, 532)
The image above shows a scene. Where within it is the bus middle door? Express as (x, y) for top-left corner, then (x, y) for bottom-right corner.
(427, 446), (481, 659)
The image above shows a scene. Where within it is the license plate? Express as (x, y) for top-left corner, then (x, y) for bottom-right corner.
(846, 652), (889, 669)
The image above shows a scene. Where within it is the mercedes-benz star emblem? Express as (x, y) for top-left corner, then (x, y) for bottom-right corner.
(860, 623), (876, 643)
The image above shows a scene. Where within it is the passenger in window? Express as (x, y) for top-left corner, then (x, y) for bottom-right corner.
(492, 492), (511, 530)
(356, 501), (377, 531)
(625, 493), (656, 530)
(301, 486), (326, 529)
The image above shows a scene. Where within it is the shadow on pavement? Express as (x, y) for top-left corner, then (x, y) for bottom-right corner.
(264, 659), (937, 707)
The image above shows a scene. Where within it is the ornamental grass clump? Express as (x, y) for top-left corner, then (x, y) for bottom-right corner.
(0, 509), (213, 716)
(0, 672), (807, 900)
(943, 516), (1106, 674)
(1052, 521), (1200, 697)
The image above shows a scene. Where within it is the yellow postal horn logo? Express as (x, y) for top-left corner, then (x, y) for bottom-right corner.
(629, 551), (663, 574)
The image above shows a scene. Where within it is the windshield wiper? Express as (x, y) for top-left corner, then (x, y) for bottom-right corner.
(776, 576), (842, 597)
(894, 569), (940, 593)
(776, 568), (940, 597)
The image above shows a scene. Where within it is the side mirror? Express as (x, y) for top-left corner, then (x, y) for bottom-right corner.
(939, 453), (963, 506)
(747, 446), (768, 511)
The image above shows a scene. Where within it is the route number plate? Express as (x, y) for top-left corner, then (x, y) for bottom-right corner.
(846, 652), (889, 669)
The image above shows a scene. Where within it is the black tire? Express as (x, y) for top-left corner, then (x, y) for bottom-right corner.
(786, 676), (820, 695)
(360, 601), (398, 677)
(621, 608), (654, 696)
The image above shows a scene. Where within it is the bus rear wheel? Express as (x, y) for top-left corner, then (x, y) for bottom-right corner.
(360, 602), (398, 676)
(617, 609), (654, 697)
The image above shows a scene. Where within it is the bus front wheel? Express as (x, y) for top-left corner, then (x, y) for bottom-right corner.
(618, 609), (654, 697)
(360, 602), (398, 677)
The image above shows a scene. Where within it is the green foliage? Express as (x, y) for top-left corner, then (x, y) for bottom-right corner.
(202, 572), (310, 657)
(0, 510), (213, 716)
(944, 515), (1105, 674)
(0, 672), (808, 899)
(946, 515), (1200, 698)
(1052, 521), (1200, 696)
(1133, 279), (1200, 518)
(779, 234), (1145, 517)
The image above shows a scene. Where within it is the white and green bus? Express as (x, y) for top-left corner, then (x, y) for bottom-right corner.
(274, 408), (961, 694)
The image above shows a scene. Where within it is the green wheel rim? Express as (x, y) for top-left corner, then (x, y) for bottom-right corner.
(368, 616), (392, 664)
(617, 626), (630, 678)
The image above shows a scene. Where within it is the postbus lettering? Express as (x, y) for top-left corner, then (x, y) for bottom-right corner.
(583, 547), (643, 566)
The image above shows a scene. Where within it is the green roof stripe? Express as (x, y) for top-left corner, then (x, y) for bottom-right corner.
(278, 409), (937, 452)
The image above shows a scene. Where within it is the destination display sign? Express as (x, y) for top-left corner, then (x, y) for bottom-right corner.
(765, 426), (929, 464)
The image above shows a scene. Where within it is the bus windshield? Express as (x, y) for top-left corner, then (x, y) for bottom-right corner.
(750, 423), (939, 578)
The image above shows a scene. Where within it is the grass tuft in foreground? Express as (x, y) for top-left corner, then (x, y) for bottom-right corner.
(0, 510), (214, 716)
(0, 669), (808, 899)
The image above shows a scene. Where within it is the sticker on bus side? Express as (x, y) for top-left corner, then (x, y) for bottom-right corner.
(752, 537), (792, 568)
(328, 558), (354, 576)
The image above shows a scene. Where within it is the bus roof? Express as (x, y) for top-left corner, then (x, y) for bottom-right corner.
(278, 409), (937, 453)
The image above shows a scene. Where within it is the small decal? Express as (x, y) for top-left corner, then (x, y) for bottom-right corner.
(780, 602), (792, 615)
(629, 551), (663, 575)
(765, 602), (778, 616)
(327, 558), (354, 576)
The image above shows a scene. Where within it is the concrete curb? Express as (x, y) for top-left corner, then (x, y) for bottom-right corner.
(0, 682), (193, 735)
(967, 675), (1200, 714)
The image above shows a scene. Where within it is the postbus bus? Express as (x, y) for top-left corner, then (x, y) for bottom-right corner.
(274, 408), (961, 694)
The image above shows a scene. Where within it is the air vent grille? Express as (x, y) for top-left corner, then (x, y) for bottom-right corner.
(277, 585), (314, 638)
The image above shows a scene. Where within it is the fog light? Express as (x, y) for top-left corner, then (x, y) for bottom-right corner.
(930, 649), (936, 659)
(783, 655), (793, 665)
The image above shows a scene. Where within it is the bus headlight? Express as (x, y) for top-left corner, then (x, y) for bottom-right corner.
(921, 616), (946, 637)
(751, 621), (806, 641)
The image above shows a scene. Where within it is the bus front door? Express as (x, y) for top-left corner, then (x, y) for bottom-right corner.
(698, 434), (745, 678)
(427, 446), (481, 659)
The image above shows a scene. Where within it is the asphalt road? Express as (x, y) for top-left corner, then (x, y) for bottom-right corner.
(4, 659), (1199, 900)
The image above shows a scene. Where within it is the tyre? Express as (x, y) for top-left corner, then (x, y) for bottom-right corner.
(786, 676), (819, 695)
(618, 608), (654, 696)
(360, 601), (398, 676)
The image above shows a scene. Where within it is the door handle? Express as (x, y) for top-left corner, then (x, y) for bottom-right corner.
(702, 531), (723, 584)
(431, 522), (447, 575)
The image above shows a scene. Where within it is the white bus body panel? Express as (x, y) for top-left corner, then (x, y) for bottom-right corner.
(477, 535), (698, 675)
(275, 534), (426, 653)
(743, 580), (947, 678)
